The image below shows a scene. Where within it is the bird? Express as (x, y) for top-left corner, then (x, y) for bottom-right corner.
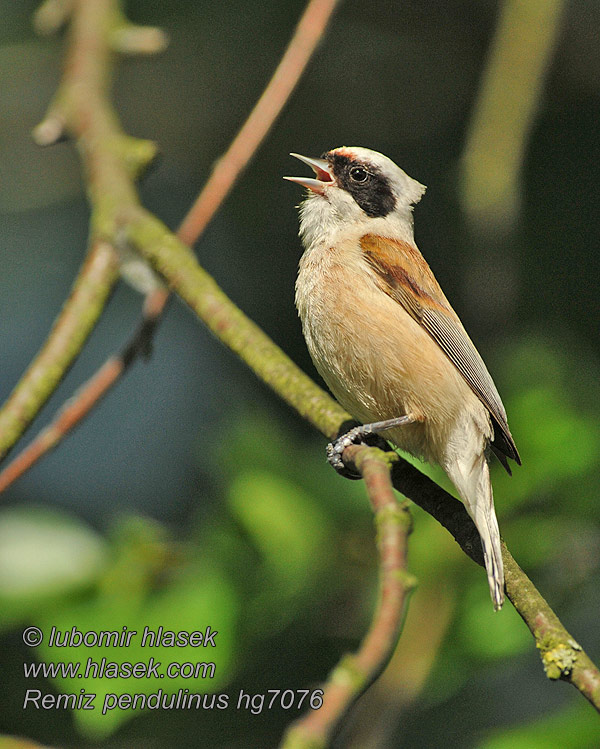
(285, 146), (520, 610)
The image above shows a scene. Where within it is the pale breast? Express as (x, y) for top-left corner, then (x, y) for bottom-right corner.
(295, 241), (488, 463)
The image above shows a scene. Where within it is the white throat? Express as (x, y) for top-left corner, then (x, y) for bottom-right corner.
(298, 192), (418, 252)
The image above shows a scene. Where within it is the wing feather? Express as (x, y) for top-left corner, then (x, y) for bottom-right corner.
(361, 234), (520, 468)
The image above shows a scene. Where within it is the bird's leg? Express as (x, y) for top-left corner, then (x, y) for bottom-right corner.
(327, 415), (417, 474)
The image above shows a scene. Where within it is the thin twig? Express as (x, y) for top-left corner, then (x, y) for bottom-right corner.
(0, 287), (167, 493)
(0, 286), (169, 492)
(0, 0), (340, 491)
(177, 0), (340, 245)
(282, 445), (415, 749)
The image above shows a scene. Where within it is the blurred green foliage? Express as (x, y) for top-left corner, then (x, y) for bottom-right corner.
(1, 330), (599, 745)
(481, 701), (600, 749)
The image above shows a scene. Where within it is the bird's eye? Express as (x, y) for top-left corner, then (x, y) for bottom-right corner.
(349, 166), (369, 183)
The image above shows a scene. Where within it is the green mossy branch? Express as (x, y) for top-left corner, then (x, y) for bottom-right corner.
(386, 457), (600, 711)
(0, 0), (163, 463)
(0, 241), (119, 462)
(505, 552), (600, 704)
(123, 207), (351, 440)
(282, 445), (415, 747)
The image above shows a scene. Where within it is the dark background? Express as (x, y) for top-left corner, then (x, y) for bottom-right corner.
(0, 1), (599, 747)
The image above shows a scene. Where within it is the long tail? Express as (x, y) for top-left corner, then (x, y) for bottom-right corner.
(446, 452), (504, 610)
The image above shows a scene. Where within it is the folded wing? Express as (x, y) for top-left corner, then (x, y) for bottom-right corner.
(361, 233), (520, 470)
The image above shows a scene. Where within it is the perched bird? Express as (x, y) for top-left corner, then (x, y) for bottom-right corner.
(285, 146), (520, 610)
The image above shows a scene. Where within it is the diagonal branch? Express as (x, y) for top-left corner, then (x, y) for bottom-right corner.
(120, 205), (600, 711)
(0, 0), (340, 489)
(282, 445), (415, 748)
(388, 456), (600, 711)
(178, 0), (340, 245)
(0, 0), (164, 465)
(0, 239), (119, 463)
(459, 0), (565, 226)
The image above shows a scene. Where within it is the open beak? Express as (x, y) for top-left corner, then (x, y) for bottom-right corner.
(284, 153), (334, 195)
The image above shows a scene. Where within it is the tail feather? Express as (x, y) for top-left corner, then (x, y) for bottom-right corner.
(446, 452), (504, 610)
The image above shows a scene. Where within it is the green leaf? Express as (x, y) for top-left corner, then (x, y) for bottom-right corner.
(479, 700), (599, 749)
(0, 507), (107, 629)
(228, 470), (332, 592)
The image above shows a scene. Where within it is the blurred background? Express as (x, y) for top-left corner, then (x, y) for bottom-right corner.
(0, 0), (599, 746)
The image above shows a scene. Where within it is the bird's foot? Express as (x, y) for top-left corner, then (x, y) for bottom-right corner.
(327, 415), (417, 478)
(326, 426), (391, 478)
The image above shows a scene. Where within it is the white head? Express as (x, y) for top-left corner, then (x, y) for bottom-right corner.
(285, 146), (426, 249)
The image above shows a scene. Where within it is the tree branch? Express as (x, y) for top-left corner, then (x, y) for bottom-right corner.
(459, 0), (565, 226)
(388, 455), (600, 712)
(178, 0), (340, 245)
(0, 0), (163, 464)
(119, 209), (600, 711)
(0, 239), (119, 462)
(282, 446), (415, 748)
(0, 0), (340, 489)
(5, 0), (599, 721)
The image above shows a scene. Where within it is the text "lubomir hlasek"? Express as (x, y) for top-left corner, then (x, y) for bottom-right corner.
(45, 626), (218, 648)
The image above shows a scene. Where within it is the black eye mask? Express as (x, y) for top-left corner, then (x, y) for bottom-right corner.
(326, 152), (396, 218)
